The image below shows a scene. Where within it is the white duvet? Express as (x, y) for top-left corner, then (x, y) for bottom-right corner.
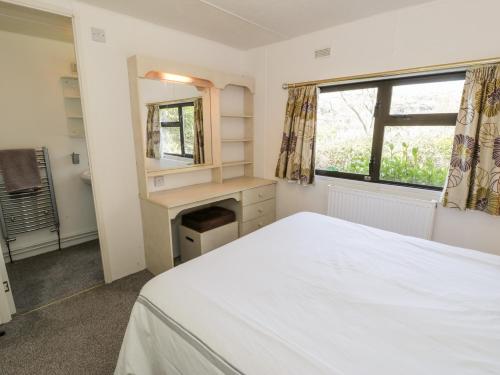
(116, 212), (500, 375)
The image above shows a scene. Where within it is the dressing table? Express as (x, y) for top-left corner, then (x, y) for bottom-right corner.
(128, 55), (276, 275)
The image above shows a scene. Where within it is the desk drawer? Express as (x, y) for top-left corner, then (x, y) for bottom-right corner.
(242, 199), (275, 222)
(242, 185), (275, 206)
(240, 213), (275, 236)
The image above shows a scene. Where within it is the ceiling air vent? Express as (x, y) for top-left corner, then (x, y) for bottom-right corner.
(314, 47), (331, 59)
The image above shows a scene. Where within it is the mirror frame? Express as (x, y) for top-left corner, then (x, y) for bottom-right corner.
(128, 55), (254, 198)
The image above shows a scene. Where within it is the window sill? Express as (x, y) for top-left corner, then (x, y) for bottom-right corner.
(314, 174), (442, 202)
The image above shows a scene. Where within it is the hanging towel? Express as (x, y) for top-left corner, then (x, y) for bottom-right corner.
(0, 149), (41, 193)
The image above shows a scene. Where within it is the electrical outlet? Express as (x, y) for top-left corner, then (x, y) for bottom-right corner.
(91, 27), (106, 43)
(154, 176), (165, 187)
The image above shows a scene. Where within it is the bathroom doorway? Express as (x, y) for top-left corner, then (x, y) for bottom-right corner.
(0, 1), (103, 314)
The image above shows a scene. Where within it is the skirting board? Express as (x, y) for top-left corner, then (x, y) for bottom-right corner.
(2, 230), (99, 263)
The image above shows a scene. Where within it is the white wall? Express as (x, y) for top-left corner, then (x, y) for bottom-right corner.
(0, 30), (97, 260)
(69, 2), (249, 281)
(247, 0), (500, 256)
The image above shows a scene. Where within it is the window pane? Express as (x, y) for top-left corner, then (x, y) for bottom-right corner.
(380, 126), (454, 187)
(160, 107), (179, 123)
(182, 105), (194, 155)
(161, 127), (181, 155)
(390, 79), (464, 115)
(316, 87), (377, 175)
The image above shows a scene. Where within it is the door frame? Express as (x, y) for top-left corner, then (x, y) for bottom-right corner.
(1, 0), (112, 283)
(0, 243), (15, 323)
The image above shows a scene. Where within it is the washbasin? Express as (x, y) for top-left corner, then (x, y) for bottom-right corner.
(80, 169), (92, 185)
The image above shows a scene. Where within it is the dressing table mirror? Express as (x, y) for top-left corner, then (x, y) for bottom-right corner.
(138, 78), (213, 172)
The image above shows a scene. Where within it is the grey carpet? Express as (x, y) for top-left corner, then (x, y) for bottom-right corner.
(6, 240), (104, 313)
(0, 270), (153, 375)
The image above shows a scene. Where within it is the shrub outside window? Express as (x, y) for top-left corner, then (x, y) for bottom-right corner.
(315, 72), (465, 190)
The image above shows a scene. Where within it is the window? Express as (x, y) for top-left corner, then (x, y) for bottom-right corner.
(316, 72), (465, 189)
(159, 102), (195, 158)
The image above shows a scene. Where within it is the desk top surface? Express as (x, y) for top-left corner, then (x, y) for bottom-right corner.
(146, 177), (276, 209)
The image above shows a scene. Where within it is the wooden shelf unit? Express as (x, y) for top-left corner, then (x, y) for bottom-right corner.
(219, 85), (254, 181)
(61, 76), (84, 138)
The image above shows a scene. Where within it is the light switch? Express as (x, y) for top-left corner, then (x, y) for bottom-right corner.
(91, 27), (106, 43)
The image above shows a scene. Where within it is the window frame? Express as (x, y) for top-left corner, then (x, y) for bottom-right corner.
(159, 101), (194, 158)
(315, 71), (465, 190)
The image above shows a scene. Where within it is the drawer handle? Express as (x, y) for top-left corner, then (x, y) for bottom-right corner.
(258, 193), (263, 198)
(257, 208), (263, 213)
(185, 236), (194, 242)
(257, 223), (263, 228)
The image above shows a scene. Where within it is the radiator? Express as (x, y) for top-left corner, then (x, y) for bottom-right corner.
(327, 185), (437, 239)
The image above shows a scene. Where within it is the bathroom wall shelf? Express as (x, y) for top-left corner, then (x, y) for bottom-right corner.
(61, 76), (84, 138)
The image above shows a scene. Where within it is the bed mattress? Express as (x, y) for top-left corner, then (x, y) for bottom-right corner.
(116, 212), (500, 374)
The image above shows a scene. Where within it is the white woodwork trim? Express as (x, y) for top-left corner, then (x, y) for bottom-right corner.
(0, 244), (15, 322)
(71, 8), (112, 283)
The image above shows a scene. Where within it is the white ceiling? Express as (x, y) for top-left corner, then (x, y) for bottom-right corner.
(0, 1), (73, 42)
(79, 0), (434, 49)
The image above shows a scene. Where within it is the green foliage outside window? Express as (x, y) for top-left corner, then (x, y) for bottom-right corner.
(316, 78), (462, 188)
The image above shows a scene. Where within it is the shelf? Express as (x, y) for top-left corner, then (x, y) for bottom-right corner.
(221, 114), (253, 118)
(222, 161), (253, 167)
(221, 138), (253, 143)
(68, 132), (85, 139)
(147, 164), (217, 177)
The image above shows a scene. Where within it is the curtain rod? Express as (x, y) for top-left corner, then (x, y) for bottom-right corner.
(281, 56), (500, 89)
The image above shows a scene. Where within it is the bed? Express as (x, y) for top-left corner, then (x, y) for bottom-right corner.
(115, 212), (500, 374)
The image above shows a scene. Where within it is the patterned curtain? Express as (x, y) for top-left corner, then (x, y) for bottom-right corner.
(193, 98), (205, 164)
(275, 85), (317, 185)
(146, 104), (161, 159)
(443, 64), (500, 215)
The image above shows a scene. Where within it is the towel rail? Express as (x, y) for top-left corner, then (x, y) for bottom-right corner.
(0, 147), (60, 262)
